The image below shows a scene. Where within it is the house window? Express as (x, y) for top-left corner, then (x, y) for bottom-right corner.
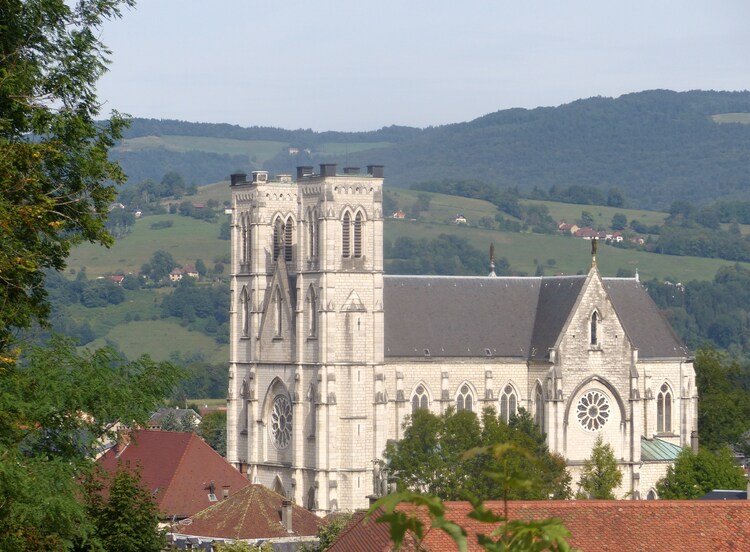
(354, 212), (363, 258)
(590, 312), (599, 346)
(342, 212), (351, 258)
(411, 384), (429, 413)
(657, 383), (672, 433)
(284, 217), (294, 262)
(500, 384), (517, 423)
(456, 384), (473, 412)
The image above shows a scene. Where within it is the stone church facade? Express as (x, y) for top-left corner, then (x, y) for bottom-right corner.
(226, 165), (697, 513)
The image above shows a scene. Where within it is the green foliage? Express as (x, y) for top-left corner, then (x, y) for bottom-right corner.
(79, 465), (165, 552)
(692, 348), (750, 454)
(316, 512), (353, 551)
(610, 213), (627, 231)
(385, 234), (510, 276)
(576, 436), (622, 499)
(198, 410), (227, 456)
(0, 338), (180, 550)
(370, 445), (575, 551)
(0, 0), (133, 349)
(656, 447), (746, 499)
(385, 407), (571, 502)
(646, 266), (750, 356)
(144, 249), (177, 281)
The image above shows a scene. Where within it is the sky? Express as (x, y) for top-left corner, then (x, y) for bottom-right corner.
(96, 1), (750, 132)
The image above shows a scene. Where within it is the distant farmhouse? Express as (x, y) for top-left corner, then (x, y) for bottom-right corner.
(227, 165), (696, 513)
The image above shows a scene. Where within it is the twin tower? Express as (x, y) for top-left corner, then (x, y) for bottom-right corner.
(226, 165), (386, 513)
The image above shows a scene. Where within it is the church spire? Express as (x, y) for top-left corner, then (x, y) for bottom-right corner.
(488, 243), (496, 277)
(591, 238), (598, 268)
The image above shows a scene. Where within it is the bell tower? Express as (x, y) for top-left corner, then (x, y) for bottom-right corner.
(227, 164), (385, 513)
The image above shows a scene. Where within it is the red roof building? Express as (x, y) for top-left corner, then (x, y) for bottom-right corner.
(175, 484), (324, 542)
(330, 500), (750, 552)
(97, 430), (250, 519)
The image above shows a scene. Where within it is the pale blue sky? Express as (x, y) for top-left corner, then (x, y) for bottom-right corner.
(96, 1), (750, 131)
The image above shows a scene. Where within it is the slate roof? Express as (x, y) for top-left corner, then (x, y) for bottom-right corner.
(383, 273), (687, 360)
(181, 484), (324, 540)
(97, 430), (250, 518)
(330, 500), (750, 551)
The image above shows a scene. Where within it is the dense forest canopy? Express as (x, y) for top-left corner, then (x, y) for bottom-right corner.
(114, 90), (750, 210)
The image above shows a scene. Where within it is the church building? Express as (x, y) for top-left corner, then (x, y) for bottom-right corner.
(226, 165), (697, 513)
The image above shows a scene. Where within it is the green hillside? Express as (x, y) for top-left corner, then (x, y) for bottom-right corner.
(58, 184), (750, 363)
(68, 184), (742, 282)
(112, 90), (750, 210)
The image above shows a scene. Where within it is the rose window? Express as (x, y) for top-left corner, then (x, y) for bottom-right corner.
(270, 394), (292, 449)
(576, 390), (610, 431)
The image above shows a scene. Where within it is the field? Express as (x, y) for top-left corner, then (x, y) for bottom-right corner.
(115, 135), (394, 165)
(67, 184), (742, 283)
(712, 113), (750, 124)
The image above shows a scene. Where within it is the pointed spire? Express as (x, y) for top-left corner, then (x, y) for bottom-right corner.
(591, 238), (598, 268)
(488, 243), (496, 277)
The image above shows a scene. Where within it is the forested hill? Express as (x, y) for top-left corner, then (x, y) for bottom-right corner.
(113, 90), (750, 209)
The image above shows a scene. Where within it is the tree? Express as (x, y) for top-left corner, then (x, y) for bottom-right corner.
(147, 249), (177, 281)
(80, 465), (165, 552)
(0, 338), (180, 551)
(656, 447), (746, 499)
(694, 348), (750, 455)
(385, 407), (571, 502)
(611, 213), (627, 231)
(576, 436), (622, 499)
(0, 0), (133, 349)
(371, 444), (574, 552)
(198, 410), (227, 456)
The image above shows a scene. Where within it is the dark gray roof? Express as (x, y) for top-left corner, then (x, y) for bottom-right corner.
(603, 278), (689, 358)
(384, 276), (540, 358)
(529, 277), (586, 360)
(384, 273), (688, 360)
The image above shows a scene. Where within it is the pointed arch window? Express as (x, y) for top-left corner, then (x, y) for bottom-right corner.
(456, 384), (473, 412)
(240, 287), (250, 337)
(241, 217), (248, 266)
(284, 217), (294, 262)
(273, 218), (284, 261)
(500, 384), (518, 423)
(657, 383), (672, 433)
(590, 312), (599, 346)
(342, 212), (351, 258)
(354, 212), (363, 258)
(411, 384), (429, 413)
(308, 287), (318, 338)
(534, 384), (545, 430)
(308, 208), (318, 260)
(245, 223), (252, 269)
(274, 287), (283, 336)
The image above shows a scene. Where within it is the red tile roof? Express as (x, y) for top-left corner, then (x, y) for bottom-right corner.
(330, 500), (750, 552)
(181, 484), (325, 540)
(97, 430), (250, 518)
